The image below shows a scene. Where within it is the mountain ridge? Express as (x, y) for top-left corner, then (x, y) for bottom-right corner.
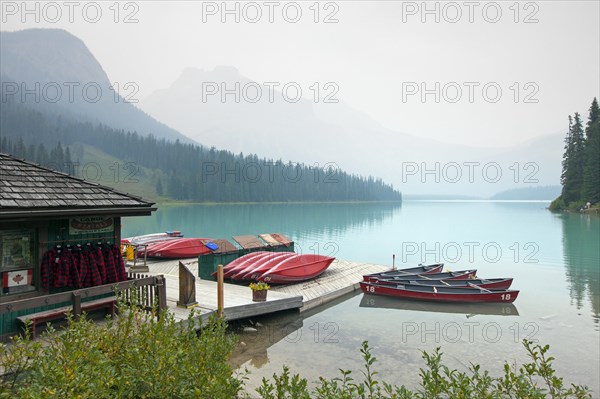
(0, 28), (195, 144)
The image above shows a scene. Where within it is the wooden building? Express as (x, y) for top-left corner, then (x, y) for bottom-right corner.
(0, 153), (156, 337)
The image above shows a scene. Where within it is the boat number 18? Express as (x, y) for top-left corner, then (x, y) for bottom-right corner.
(501, 294), (511, 301)
(366, 286), (376, 293)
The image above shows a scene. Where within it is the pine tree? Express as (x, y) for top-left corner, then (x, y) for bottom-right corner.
(64, 146), (74, 175)
(562, 113), (585, 204)
(36, 143), (49, 166)
(560, 115), (573, 196)
(156, 178), (164, 196)
(581, 98), (600, 204)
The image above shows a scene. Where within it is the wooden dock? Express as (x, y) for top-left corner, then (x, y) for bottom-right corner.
(129, 258), (389, 326)
(270, 259), (389, 312)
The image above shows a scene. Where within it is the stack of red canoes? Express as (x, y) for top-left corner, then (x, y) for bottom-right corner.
(214, 251), (335, 284)
(360, 264), (518, 303)
(137, 237), (214, 258)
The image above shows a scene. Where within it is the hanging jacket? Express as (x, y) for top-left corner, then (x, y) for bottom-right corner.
(40, 248), (56, 290)
(95, 246), (108, 284)
(69, 248), (84, 289)
(82, 246), (102, 287)
(103, 245), (119, 284)
(112, 245), (127, 282)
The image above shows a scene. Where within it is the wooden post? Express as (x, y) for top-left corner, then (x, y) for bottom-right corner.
(392, 254), (396, 270)
(217, 264), (224, 318)
(155, 275), (167, 313)
(177, 262), (198, 308)
(72, 291), (81, 320)
(130, 244), (149, 273)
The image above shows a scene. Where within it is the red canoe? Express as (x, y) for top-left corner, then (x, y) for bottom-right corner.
(390, 277), (512, 290)
(258, 254), (335, 284)
(232, 252), (298, 281)
(363, 264), (444, 281)
(142, 238), (213, 258)
(220, 251), (273, 279)
(364, 269), (477, 283)
(359, 281), (519, 303)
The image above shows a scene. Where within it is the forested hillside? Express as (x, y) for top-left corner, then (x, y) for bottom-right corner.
(0, 100), (401, 203)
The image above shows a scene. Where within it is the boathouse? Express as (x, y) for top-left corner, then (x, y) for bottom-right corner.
(0, 153), (156, 338)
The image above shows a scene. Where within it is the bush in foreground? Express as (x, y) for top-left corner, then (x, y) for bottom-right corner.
(257, 340), (591, 399)
(0, 305), (242, 399)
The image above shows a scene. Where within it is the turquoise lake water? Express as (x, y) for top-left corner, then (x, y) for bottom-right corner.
(122, 201), (600, 394)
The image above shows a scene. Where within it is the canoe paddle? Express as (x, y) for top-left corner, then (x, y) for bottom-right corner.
(467, 282), (492, 293)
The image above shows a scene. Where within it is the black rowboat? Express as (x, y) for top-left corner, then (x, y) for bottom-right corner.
(364, 269), (477, 283)
(362, 263), (444, 281)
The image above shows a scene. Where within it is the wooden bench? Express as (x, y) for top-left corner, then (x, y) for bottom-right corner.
(17, 296), (117, 338)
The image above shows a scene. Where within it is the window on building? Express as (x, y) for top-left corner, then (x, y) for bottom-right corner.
(0, 229), (36, 295)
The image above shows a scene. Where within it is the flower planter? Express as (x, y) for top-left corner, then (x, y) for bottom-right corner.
(252, 290), (268, 302)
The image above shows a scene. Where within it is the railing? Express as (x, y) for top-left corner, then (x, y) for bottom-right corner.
(124, 272), (167, 312)
(0, 275), (167, 317)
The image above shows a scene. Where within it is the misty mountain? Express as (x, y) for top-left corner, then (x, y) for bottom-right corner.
(0, 29), (193, 143)
(141, 67), (563, 197)
(489, 185), (561, 200)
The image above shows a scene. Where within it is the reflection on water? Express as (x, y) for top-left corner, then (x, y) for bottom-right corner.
(229, 293), (353, 370)
(359, 294), (520, 317)
(123, 202), (401, 243)
(560, 213), (600, 323)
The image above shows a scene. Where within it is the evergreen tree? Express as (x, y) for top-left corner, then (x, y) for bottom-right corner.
(64, 146), (73, 175)
(560, 116), (573, 196)
(14, 137), (26, 158)
(562, 113), (585, 204)
(156, 178), (164, 196)
(36, 143), (49, 166)
(26, 144), (36, 161)
(581, 98), (600, 204)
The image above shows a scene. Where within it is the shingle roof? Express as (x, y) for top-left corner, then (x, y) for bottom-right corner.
(0, 153), (155, 218)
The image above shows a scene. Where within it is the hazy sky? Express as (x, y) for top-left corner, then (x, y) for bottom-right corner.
(2, 1), (599, 147)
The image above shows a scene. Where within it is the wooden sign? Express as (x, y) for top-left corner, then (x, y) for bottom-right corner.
(69, 217), (114, 235)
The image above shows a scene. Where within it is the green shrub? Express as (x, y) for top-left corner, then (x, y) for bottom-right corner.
(0, 304), (242, 399)
(549, 196), (566, 211)
(256, 340), (591, 399)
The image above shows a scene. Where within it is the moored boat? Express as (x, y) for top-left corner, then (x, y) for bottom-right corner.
(374, 277), (512, 290)
(359, 281), (519, 303)
(220, 251), (272, 279)
(142, 238), (213, 258)
(232, 252), (298, 281)
(364, 269), (477, 283)
(363, 263), (444, 280)
(259, 254), (335, 284)
(121, 231), (183, 245)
